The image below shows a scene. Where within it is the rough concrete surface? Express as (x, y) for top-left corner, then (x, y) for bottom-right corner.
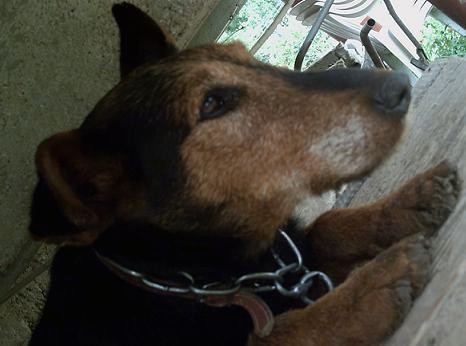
(0, 272), (49, 345)
(0, 0), (219, 344)
(0, 243), (55, 345)
(0, 0), (218, 279)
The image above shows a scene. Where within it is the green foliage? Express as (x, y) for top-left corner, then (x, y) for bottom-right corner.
(220, 0), (283, 49)
(221, 1), (465, 69)
(255, 16), (335, 70)
(219, 0), (336, 69)
(421, 17), (466, 60)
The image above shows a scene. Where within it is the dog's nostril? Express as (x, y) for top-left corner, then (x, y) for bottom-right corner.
(374, 73), (411, 117)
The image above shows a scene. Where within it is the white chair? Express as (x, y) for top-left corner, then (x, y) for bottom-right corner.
(291, 0), (432, 76)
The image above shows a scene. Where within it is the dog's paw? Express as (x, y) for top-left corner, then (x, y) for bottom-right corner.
(354, 234), (432, 320)
(411, 161), (460, 233)
(391, 234), (432, 299)
(375, 234), (431, 292)
(388, 161), (461, 235)
(385, 235), (433, 327)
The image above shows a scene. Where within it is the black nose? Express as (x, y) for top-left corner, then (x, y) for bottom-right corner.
(374, 73), (411, 117)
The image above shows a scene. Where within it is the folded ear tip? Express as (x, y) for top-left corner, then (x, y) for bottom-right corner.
(112, 2), (134, 11)
(112, 2), (143, 21)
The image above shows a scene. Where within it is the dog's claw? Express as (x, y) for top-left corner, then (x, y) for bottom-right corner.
(389, 161), (461, 236)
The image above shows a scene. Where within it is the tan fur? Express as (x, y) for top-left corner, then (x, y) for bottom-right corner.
(31, 5), (461, 345)
(174, 47), (404, 254)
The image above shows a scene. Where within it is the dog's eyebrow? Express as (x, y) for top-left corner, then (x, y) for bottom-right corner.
(177, 49), (379, 93)
(229, 62), (385, 94)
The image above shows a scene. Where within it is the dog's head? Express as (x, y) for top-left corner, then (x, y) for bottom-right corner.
(30, 3), (410, 258)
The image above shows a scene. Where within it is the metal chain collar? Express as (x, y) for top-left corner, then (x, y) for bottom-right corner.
(95, 229), (333, 305)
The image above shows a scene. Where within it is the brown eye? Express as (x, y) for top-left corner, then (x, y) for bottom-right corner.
(201, 95), (225, 118)
(199, 87), (242, 121)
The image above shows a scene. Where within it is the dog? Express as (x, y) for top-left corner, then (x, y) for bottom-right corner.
(28, 3), (460, 345)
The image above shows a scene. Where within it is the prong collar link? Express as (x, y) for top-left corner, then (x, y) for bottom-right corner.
(95, 229), (334, 305)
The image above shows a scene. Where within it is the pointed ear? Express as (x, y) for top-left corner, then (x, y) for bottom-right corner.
(30, 130), (122, 245)
(112, 2), (178, 79)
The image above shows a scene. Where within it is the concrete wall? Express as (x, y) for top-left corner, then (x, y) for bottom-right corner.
(0, 0), (221, 279)
(0, 0), (221, 343)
